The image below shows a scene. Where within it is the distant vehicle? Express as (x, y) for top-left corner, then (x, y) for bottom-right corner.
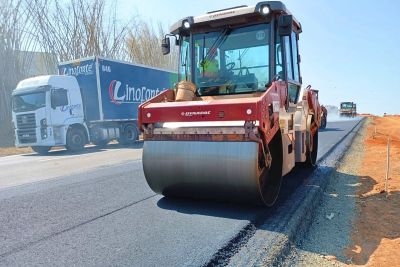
(12, 56), (177, 154)
(320, 105), (327, 129)
(339, 102), (357, 117)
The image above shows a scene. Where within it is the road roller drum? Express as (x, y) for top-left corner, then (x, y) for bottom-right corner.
(137, 1), (321, 206)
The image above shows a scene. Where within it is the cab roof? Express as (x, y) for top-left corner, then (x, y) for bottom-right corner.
(13, 75), (79, 95)
(170, 1), (301, 34)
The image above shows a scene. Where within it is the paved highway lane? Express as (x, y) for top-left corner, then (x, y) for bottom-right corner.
(318, 119), (361, 157)
(0, 143), (143, 190)
(0, 119), (361, 266)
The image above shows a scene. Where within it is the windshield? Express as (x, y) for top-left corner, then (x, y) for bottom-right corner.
(341, 102), (353, 109)
(13, 92), (46, 112)
(191, 23), (271, 96)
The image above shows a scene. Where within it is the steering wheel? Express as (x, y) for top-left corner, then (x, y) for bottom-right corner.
(225, 62), (235, 71)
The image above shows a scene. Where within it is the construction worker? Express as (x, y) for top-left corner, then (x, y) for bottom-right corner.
(201, 49), (219, 78)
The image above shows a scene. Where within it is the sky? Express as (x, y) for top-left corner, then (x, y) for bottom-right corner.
(118, 0), (400, 115)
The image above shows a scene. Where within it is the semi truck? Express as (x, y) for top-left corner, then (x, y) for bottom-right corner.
(138, 1), (322, 206)
(339, 102), (357, 117)
(12, 57), (176, 154)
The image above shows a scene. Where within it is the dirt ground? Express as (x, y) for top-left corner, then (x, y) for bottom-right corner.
(345, 116), (400, 266)
(0, 147), (33, 157)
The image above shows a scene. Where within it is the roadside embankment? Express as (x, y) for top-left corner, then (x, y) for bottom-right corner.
(292, 116), (400, 266)
(344, 116), (400, 266)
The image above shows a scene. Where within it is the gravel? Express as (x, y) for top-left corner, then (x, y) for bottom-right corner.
(287, 119), (369, 266)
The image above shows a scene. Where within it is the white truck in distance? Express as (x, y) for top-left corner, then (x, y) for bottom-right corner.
(12, 57), (176, 154)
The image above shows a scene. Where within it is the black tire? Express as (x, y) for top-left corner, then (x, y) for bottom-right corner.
(118, 124), (138, 145)
(66, 127), (86, 152)
(93, 140), (108, 148)
(320, 116), (327, 129)
(258, 132), (283, 206)
(304, 130), (318, 167)
(31, 146), (51, 155)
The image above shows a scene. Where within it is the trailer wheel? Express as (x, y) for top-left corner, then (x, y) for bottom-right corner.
(259, 132), (283, 206)
(31, 146), (51, 155)
(66, 127), (86, 152)
(119, 124), (138, 145)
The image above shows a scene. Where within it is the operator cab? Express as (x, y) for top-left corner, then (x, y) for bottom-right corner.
(162, 1), (302, 103)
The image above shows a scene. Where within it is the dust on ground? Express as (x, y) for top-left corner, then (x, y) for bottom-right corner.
(344, 116), (400, 266)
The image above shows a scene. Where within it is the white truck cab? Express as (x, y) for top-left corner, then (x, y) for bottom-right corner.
(12, 75), (86, 154)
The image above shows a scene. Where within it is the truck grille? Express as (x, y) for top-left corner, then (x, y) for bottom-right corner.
(16, 113), (36, 129)
(17, 129), (37, 143)
(16, 113), (37, 143)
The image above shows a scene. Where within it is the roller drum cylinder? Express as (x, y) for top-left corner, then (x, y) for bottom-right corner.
(143, 141), (269, 204)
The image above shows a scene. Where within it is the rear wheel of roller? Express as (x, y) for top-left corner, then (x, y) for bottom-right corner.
(304, 116), (318, 168)
(304, 128), (318, 167)
(258, 132), (283, 206)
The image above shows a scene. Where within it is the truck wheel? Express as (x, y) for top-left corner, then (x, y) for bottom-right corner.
(66, 128), (86, 152)
(31, 146), (51, 155)
(119, 124), (138, 145)
(94, 140), (108, 148)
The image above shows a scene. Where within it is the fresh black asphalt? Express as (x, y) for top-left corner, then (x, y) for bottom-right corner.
(0, 119), (361, 266)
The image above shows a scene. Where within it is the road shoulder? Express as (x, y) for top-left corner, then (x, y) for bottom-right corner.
(288, 119), (368, 266)
(225, 119), (365, 266)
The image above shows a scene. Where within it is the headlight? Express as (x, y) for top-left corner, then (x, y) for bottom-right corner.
(183, 21), (191, 29)
(181, 17), (194, 31)
(41, 128), (48, 140)
(260, 5), (270, 15)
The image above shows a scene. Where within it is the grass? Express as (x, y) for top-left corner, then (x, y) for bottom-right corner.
(0, 146), (33, 157)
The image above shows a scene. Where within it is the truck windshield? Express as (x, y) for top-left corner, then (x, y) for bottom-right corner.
(193, 23), (271, 96)
(341, 103), (353, 109)
(13, 92), (46, 112)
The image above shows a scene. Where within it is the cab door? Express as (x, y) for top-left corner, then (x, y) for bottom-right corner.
(49, 88), (71, 144)
(283, 30), (301, 104)
(50, 88), (70, 126)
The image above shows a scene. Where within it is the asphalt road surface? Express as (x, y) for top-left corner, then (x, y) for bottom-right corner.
(0, 119), (360, 266)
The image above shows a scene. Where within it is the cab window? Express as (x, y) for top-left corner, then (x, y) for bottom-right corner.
(291, 31), (300, 82)
(51, 89), (68, 109)
(179, 36), (191, 81)
(284, 36), (293, 80)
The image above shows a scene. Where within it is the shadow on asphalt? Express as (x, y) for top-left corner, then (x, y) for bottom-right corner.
(23, 141), (143, 157)
(319, 128), (344, 132)
(157, 166), (396, 265)
(157, 166), (316, 225)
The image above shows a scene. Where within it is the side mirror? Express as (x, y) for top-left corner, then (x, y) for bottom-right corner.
(161, 37), (170, 55)
(278, 15), (293, 36)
